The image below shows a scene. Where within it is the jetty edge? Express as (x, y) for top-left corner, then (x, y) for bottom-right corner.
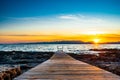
(14, 51), (120, 80)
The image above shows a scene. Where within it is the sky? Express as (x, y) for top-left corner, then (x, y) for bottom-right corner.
(0, 0), (120, 43)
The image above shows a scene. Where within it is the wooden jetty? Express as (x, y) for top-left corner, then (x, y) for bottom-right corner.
(14, 51), (120, 80)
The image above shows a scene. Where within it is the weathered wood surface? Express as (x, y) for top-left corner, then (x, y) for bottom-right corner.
(14, 51), (120, 80)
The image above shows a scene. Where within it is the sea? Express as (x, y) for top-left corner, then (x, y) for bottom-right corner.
(0, 44), (120, 54)
(0, 44), (120, 73)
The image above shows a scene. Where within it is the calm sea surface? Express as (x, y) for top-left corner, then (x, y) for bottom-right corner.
(0, 44), (120, 54)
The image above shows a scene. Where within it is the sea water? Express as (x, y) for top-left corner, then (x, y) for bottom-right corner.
(0, 44), (120, 54)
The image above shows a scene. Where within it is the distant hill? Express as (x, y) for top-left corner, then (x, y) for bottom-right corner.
(22, 41), (91, 44)
(104, 42), (120, 44)
(0, 41), (120, 44)
(21, 41), (120, 44)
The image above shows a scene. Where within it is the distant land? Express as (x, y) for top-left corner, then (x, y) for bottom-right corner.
(0, 41), (119, 44)
(23, 41), (91, 44)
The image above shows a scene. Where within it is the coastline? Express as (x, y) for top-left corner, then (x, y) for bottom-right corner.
(0, 51), (54, 80)
(69, 49), (120, 76)
(0, 49), (120, 79)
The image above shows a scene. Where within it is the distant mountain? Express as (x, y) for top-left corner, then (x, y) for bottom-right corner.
(19, 41), (120, 44)
(0, 41), (120, 44)
(103, 42), (120, 44)
(18, 41), (91, 44)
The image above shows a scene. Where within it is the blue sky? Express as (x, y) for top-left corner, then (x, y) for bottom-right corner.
(0, 0), (120, 43)
(0, 0), (120, 18)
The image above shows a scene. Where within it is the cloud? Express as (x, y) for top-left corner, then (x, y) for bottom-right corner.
(1, 16), (45, 23)
(58, 15), (79, 20)
(0, 34), (56, 37)
(1, 14), (119, 37)
(3, 14), (104, 24)
(58, 14), (104, 23)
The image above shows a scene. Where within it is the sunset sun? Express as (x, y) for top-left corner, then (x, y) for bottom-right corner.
(93, 39), (100, 43)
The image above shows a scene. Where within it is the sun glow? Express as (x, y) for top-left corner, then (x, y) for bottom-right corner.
(93, 38), (100, 43)
(85, 31), (105, 35)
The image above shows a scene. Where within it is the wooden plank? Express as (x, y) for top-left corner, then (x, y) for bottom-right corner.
(14, 51), (120, 80)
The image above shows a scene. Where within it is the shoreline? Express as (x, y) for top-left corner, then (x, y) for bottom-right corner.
(69, 49), (120, 76)
(0, 51), (54, 80)
(0, 49), (120, 79)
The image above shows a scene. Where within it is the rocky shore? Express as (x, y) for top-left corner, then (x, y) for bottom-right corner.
(0, 51), (54, 80)
(69, 49), (120, 76)
(0, 65), (21, 80)
(0, 49), (120, 79)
